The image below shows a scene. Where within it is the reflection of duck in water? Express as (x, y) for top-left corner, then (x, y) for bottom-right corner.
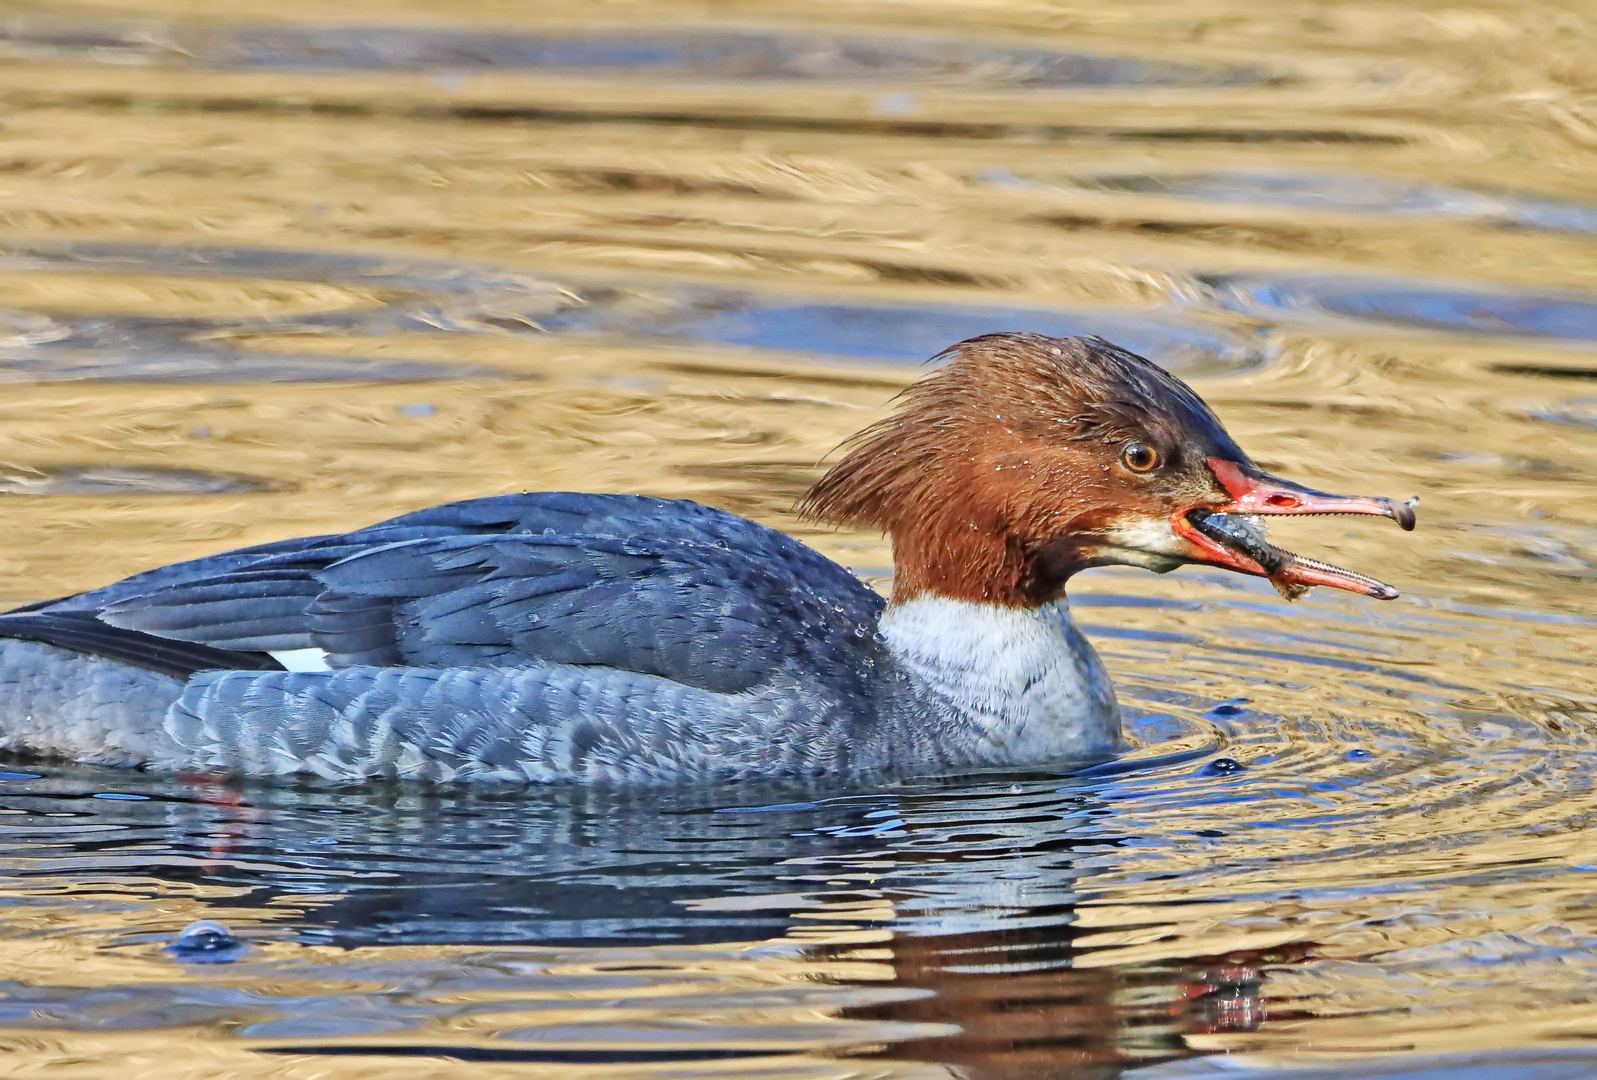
(839, 926), (1305, 1079)
(0, 334), (1414, 782)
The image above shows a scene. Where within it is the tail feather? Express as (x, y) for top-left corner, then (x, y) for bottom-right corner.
(0, 613), (284, 679)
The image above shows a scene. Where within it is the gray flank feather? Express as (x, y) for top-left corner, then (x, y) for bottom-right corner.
(164, 663), (771, 784)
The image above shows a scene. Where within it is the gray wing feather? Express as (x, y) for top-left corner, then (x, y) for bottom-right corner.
(14, 493), (884, 697)
(304, 532), (882, 695)
(34, 491), (798, 622)
(96, 569), (327, 651)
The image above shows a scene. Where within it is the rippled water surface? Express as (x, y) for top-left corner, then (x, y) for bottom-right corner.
(0, 0), (1594, 1077)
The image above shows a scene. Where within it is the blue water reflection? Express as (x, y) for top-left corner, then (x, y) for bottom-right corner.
(0, 22), (1264, 87)
(544, 287), (1267, 373)
(1210, 274), (1597, 345)
(0, 243), (1266, 378)
(1059, 170), (1597, 235)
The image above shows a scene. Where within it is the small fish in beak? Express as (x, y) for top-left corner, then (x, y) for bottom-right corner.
(1177, 459), (1418, 601)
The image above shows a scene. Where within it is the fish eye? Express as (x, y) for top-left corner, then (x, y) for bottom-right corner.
(1121, 442), (1161, 473)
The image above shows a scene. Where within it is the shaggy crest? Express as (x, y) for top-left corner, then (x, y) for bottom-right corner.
(799, 333), (1246, 605)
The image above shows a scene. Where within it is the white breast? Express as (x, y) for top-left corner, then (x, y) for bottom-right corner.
(878, 595), (1122, 761)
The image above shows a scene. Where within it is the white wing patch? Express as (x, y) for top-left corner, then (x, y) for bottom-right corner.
(268, 648), (332, 672)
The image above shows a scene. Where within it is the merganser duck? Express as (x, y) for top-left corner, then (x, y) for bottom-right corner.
(0, 333), (1415, 784)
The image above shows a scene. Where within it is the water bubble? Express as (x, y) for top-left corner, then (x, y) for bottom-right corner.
(1201, 757), (1247, 776)
(1344, 748), (1373, 761)
(1208, 699), (1250, 717)
(167, 920), (245, 964)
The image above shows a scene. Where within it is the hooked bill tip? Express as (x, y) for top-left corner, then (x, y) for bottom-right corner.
(1380, 497), (1418, 532)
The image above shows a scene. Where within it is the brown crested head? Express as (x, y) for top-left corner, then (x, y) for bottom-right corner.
(800, 333), (1415, 607)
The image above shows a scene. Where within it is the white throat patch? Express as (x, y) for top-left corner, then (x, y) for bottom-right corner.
(877, 595), (1121, 761)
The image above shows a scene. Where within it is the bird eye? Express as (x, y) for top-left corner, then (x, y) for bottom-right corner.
(1121, 442), (1160, 473)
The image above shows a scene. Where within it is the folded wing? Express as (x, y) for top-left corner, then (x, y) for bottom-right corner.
(8, 493), (885, 693)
